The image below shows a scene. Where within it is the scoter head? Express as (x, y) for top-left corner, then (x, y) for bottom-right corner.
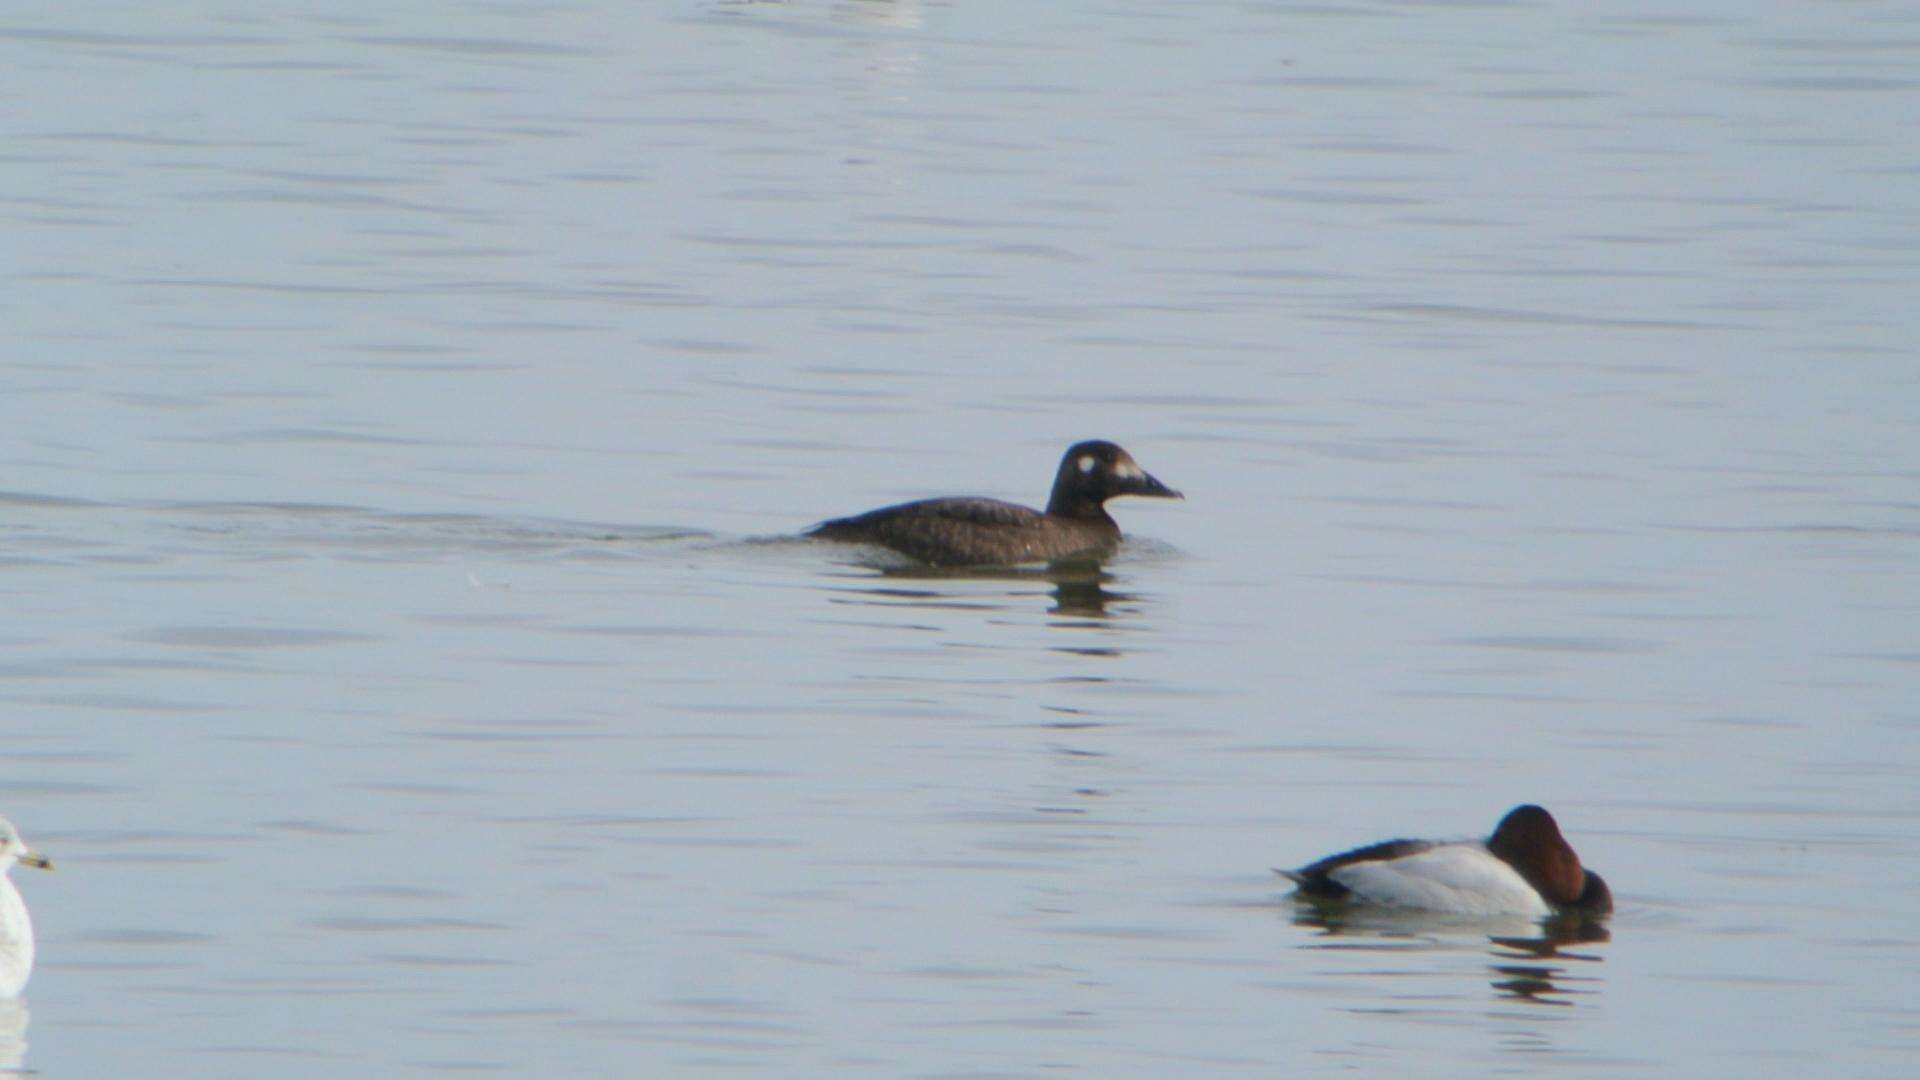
(1046, 440), (1181, 517)
(1487, 804), (1607, 914)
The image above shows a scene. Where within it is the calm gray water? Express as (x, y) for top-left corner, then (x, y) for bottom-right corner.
(5, 1), (1920, 1075)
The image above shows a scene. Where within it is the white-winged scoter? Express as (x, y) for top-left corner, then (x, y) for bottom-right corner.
(808, 440), (1181, 567)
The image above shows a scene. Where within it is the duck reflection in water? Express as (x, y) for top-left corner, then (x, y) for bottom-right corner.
(821, 561), (1133, 619)
(1488, 918), (1610, 1004)
(1289, 902), (1610, 1006)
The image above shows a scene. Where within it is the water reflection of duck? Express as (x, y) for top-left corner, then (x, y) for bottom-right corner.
(1278, 805), (1612, 917)
(0, 999), (25, 1072)
(822, 563), (1131, 618)
(1047, 573), (1120, 617)
(1488, 920), (1611, 1003)
(808, 441), (1181, 568)
(1291, 904), (1609, 1005)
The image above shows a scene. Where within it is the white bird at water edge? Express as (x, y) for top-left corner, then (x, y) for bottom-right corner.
(0, 818), (51, 998)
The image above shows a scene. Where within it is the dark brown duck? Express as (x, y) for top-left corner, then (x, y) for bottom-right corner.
(808, 440), (1181, 567)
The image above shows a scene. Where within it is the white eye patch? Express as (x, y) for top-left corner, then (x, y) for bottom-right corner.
(1078, 455), (1097, 474)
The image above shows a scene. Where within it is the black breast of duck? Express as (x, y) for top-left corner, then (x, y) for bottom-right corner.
(808, 440), (1181, 567)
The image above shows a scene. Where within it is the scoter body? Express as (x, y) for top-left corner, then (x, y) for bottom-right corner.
(809, 440), (1180, 567)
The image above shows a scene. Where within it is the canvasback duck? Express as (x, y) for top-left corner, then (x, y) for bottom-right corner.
(0, 818), (50, 997)
(807, 440), (1181, 567)
(1278, 805), (1611, 917)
